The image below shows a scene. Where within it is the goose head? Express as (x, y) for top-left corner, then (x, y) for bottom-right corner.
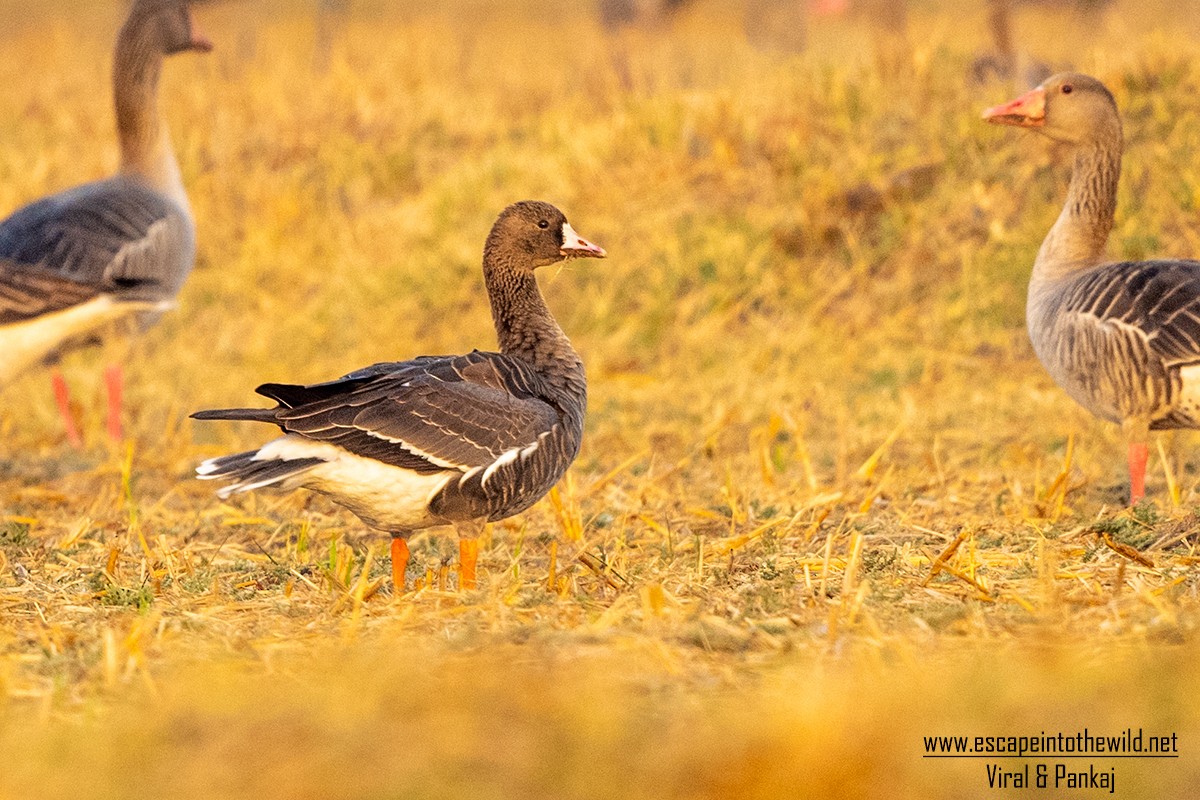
(983, 72), (1120, 145)
(487, 201), (606, 271)
(130, 0), (214, 56)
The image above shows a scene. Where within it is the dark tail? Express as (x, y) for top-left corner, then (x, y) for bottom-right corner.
(196, 448), (324, 498)
(191, 407), (278, 423)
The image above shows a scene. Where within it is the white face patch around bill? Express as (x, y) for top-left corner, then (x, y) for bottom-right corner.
(560, 222), (606, 258)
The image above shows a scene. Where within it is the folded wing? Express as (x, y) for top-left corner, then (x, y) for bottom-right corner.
(1064, 259), (1200, 368)
(0, 261), (101, 325)
(199, 352), (562, 476)
(0, 178), (195, 301)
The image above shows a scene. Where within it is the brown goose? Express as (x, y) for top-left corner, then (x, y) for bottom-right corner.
(192, 201), (605, 590)
(985, 73), (1200, 504)
(0, 0), (210, 445)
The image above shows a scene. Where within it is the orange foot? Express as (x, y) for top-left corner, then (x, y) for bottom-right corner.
(391, 537), (410, 592)
(459, 538), (479, 590)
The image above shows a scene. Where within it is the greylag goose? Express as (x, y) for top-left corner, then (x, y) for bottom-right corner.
(984, 72), (1200, 504)
(0, 0), (210, 446)
(192, 201), (605, 590)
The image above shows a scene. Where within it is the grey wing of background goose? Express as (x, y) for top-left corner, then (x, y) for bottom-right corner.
(1059, 260), (1200, 420)
(0, 178), (196, 301)
(0, 261), (100, 324)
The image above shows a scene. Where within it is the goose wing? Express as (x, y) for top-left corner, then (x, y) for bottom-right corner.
(198, 352), (561, 475)
(0, 260), (101, 324)
(1063, 260), (1200, 367)
(0, 178), (195, 299)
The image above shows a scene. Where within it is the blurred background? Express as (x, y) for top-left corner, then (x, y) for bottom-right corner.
(2, 1), (1200, 797)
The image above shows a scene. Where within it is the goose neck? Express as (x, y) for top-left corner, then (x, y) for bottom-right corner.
(1032, 135), (1121, 284)
(484, 255), (583, 388)
(113, 14), (187, 207)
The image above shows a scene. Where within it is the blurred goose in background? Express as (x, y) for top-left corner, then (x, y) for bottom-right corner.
(192, 201), (606, 592)
(743, 0), (810, 54)
(597, 0), (696, 88)
(597, 0), (693, 32)
(970, 0), (1053, 87)
(985, 72), (1200, 504)
(314, 0), (351, 72)
(741, 0), (861, 56)
(0, 0), (210, 446)
(971, 0), (1113, 87)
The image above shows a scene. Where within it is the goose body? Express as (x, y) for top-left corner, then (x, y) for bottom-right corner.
(598, 0), (692, 31)
(195, 349), (585, 530)
(985, 72), (1200, 502)
(192, 201), (606, 588)
(970, 0), (1052, 87)
(0, 0), (209, 441)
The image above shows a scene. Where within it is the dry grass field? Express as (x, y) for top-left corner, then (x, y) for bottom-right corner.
(3, 0), (1200, 796)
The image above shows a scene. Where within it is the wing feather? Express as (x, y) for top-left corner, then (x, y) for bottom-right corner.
(0, 260), (101, 324)
(1063, 260), (1200, 368)
(202, 352), (562, 474)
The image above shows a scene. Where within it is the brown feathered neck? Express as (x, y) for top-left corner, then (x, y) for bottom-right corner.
(482, 238), (585, 401)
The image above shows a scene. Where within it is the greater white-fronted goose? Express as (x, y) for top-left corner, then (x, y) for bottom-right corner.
(984, 72), (1200, 504)
(192, 201), (606, 590)
(0, 0), (210, 445)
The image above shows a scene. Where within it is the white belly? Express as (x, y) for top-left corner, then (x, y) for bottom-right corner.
(258, 437), (456, 532)
(0, 296), (162, 384)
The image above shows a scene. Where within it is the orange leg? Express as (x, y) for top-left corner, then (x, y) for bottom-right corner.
(104, 364), (123, 443)
(391, 537), (410, 592)
(459, 537), (479, 590)
(51, 371), (83, 449)
(1128, 441), (1148, 505)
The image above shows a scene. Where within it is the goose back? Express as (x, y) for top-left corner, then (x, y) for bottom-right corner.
(0, 175), (195, 305)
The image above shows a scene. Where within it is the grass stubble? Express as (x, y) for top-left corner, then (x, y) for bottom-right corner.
(2, 1), (1200, 797)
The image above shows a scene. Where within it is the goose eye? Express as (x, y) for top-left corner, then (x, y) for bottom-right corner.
(538, 220), (549, 229)
(1062, 84), (1073, 94)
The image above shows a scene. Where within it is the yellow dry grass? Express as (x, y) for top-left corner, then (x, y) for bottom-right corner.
(2, 1), (1200, 797)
